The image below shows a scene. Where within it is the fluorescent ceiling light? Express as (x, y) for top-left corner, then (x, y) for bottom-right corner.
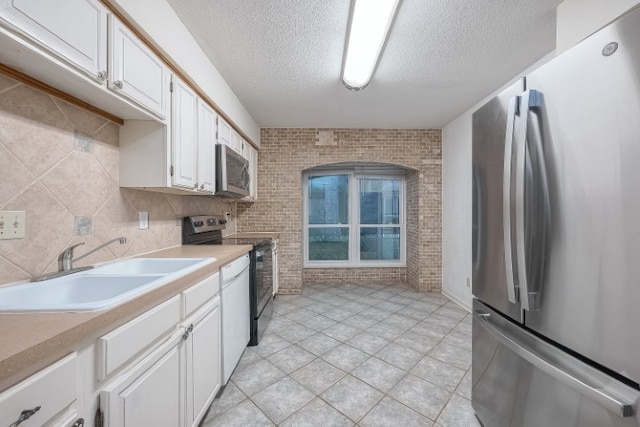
(342, 0), (401, 91)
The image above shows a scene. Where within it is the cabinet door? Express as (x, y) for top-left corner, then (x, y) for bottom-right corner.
(172, 77), (197, 190)
(185, 298), (221, 427)
(0, 0), (108, 82)
(250, 145), (258, 200)
(101, 331), (183, 427)
(197, 100), (216, 193)
(230, 130), (243, 154)
(110, 16), (169, 119)
(242, 144), (258, 201)
(217, 117), (232, 148)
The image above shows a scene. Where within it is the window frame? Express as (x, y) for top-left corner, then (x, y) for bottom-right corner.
(303, 170), (406, 268)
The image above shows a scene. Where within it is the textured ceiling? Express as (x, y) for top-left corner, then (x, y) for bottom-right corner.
(167, 0), (562, 128)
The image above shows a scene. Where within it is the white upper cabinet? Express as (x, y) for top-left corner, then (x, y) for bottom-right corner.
(217, 116), (232, 148)
(171, 76), (198, 190)
(109, 16), (169, 119)
(231, 129), (243, 155)
(0, 0), (108, 82)
(120, 77), (217, 195)
(197, 99), (216, 193)
(244, 144), (258, 202)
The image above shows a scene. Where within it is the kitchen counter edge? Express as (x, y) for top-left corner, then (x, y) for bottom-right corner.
(0, 244), (253, 391)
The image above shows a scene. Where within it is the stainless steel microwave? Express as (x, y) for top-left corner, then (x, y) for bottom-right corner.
(215, 144), (250, 198)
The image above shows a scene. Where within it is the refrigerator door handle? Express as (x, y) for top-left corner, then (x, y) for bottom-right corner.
(515, 89), (550, 311)
(514, 90), (534, 311)
(474, 309), (638, 418)
(527, 93), (552, 309)
(502, 95), (520, 305)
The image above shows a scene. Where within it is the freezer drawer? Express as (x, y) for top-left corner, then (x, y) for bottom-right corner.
(472, 300), (639, 427)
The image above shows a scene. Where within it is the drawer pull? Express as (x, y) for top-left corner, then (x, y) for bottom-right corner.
(9, 406), (41, 427)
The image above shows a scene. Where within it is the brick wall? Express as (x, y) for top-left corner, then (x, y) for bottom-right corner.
(237, 128), (441, 294)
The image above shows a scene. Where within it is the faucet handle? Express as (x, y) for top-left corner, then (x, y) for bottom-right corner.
(60, 242), (85, 257)
(58, 242), (85, 271)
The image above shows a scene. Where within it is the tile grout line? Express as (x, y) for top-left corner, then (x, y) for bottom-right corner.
(209, 284), (472, 426)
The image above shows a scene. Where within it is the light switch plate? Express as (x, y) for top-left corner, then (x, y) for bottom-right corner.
(0, 211), (25, 239)
(139, 211), (149, 230)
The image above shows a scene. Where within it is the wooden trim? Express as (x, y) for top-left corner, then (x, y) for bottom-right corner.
(0, 63), (125, 125)
(100, 0), (258, 149)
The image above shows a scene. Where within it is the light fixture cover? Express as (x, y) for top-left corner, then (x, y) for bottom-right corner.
(342, 0), (401, 91)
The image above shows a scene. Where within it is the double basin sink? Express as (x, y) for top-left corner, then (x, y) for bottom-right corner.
(0, 258), (215, 312)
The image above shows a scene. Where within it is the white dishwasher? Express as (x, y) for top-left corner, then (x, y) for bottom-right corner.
(220, 254), (250, 384)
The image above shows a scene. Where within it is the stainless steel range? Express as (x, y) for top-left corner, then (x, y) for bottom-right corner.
(182, 216), (273, 346)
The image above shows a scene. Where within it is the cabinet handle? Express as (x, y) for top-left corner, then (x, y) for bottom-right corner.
(200, 184), (204, 190)
(194, 183), (198, 189)
(97, 71), (108, 84)
(188, 324), (194, 332)
(72, 418), (85, 427)
(113, 80), (123, 89)
(182, 331), (189, 341)
(9, 406), (41, 427)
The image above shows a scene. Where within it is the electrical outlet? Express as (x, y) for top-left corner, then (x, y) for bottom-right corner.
(138, 211), (149, 230)
(0, 211), (25, 240)
(466, 277), (471, 287)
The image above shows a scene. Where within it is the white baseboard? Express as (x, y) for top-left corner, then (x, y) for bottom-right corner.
(441, 289), (472, 313)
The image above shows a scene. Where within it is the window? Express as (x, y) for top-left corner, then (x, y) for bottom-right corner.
(304, 170), (405, 267)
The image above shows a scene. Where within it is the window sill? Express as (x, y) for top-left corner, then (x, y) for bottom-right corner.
(303, 263), (406, 269)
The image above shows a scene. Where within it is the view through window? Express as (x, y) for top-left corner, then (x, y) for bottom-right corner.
(304, 170), (405, 267)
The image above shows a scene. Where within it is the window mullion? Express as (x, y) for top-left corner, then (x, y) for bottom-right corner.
(350, 172), (357, 266)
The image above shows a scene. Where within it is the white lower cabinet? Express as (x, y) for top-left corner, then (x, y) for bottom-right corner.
(97, 273), (221, 427)
(0, 272), (223, 427)
(184, 298), (221, 427)
(100, 331), (183, 427)
(0, 352), (78, 427)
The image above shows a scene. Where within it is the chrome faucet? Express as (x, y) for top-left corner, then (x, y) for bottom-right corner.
(31, 237), (128, 282)
(58, 237), (127, 271)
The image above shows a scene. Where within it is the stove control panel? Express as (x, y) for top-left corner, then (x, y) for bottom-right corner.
(185, 215), (226, 233)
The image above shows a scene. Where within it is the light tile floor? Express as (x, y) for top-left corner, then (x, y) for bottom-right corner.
(201, 283), (480, 427)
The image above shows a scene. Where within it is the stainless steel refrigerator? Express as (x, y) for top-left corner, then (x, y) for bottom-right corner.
(471, 6), (640, 426)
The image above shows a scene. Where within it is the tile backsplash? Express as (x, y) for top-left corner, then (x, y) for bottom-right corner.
(0, 73), (235, 285)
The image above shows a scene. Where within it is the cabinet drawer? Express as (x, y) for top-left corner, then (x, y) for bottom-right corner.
(0, 352), (77, 426)
(183, 273), (219, 318)
(97, 295), (180, 380)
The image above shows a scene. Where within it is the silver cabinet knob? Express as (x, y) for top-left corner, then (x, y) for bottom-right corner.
(113, 80), (123, 89)
(97, 71), (108, 84)
(200, 184), (204, 189)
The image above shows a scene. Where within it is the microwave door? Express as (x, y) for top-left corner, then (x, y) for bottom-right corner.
(216, 144), (250, 197)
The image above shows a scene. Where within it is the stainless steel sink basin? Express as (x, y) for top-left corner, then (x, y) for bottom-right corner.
(0, 257), (215, 312)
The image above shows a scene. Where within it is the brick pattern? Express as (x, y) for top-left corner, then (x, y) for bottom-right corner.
(304, 268), (407, 285)
(238, 128), (441, 294)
